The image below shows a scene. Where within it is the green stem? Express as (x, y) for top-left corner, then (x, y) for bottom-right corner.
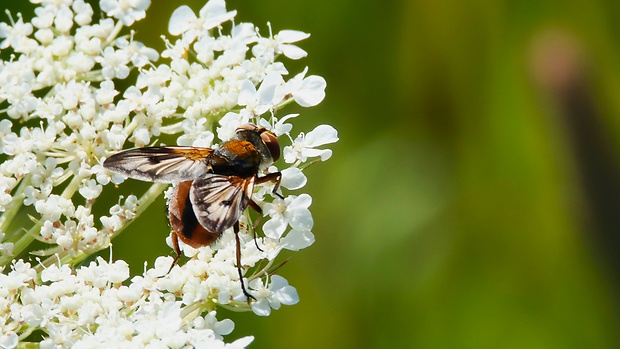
(276, 95), (296, 110)
(109, 182), (168, 241)
(0, 172), (82, 266)
(123, 115), (140, 136)
(42, 182), (168, 268)
(0, 175), (31, 235)
(218, 302), (252, 312)
(60, 175), (82, 200)
(0, 224), (40, 266)
(180, 301), (208, 323)
(298, 158), (322, 171)
(104, 21), (124, 47)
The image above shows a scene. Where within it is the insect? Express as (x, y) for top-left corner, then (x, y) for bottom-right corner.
(103, 124), (282, 301)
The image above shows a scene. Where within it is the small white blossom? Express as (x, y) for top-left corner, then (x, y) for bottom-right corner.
(238, 72), (284, 115)
(0, 331), (18, 349)
(250, 275), (299, 316)
(100, 0), (150, 26)
(253, 27), (310, 60)
(284, 124), (339, 163)
(259, 113), (297, 136)
(169, 0), (236, 40)
(263, 194), (313, 240)
(280, 167), (307, 190)
(95, 80), (118, 105)
(97, 46), (131, 79)
(285, 67), (327, 107)
(0, 14), (34, 50)
(168, 5), (196, 36)
(73, 0), (94, 26)
(78, 179), (103, 201)
(0, 230), (14, 258)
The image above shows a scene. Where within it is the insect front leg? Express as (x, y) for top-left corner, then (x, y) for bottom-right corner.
(249, 171), (282, 251)
(256, 171), (282, 199)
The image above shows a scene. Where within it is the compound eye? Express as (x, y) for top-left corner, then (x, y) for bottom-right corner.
(260, 130), (280, 162)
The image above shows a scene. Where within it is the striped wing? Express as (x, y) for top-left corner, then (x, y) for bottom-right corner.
(190, 174), (255, 233)
(103, 146), (213, 183)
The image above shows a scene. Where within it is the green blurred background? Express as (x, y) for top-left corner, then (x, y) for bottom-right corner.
(6, 0), (620, 348)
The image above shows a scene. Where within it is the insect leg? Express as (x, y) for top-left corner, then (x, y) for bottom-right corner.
(167, 230), (182, 275)
(247, 199), (264, 252)
(256, 172), (283, 199)
(234, 221), (256, 303)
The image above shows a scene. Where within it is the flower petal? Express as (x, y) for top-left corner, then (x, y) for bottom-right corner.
(292, 75), (326, 107)
(276, 30), (310, 43)
(281, 167), (307, 190)
(274, 285), (299, 305)
(303, 148), (333, 161)
(199, 0), (237, 30)
(251, 299), (272, 316)
(263, 215), (287, 239)
(168, 5), (196, 35)
(291, 193), (312, 209)
(289, 207), (313, 231)
(305, 124), (339, 147)
(282, 230), (315, 251)
(280, 44), (307, 60)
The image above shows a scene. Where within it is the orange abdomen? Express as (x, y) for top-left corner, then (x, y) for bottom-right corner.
(168, 181), (220, 247)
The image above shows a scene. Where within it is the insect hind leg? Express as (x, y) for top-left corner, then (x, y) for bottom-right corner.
(247, 199), (264, 252)
(166, 231), (182, 275)
(233, 221), (256, 303)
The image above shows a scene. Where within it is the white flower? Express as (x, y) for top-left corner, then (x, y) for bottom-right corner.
(284, 124), (339, 163)
(216, 111), (252, 141)
(100, 0), (151, 26)
(168, 5), (197, 36)
(0, 331), (18, 349)
(259, 113), (296, 136)
(274, 30), (311, 59)
(281, 229), (315, 251)
(285, 67), (327, 107)
(250, 275), (299, 316)
(73, 0), (94, 26)
(198, 0), (237, 30)
(0, 14), (34, 50)
(97, 46), (131, 79)
(253, 28), (310, 60)
(53, 5), (74, 33)
(78, 180), (103, 202)
(0, 241), (14, 257)
(262, 194), (313, 240)
(169, 1), (236, 41)
(237, 72), (284, 115)
(280, 167), (307, 190)
(116, 38), (159, 67)
(95, 80), (118, 105)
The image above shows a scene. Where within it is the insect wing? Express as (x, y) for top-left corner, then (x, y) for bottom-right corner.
(103, 146), (213, 183)
(190, 174), (255, 233)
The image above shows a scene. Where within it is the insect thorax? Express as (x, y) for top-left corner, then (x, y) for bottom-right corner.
(211, 140), (261, 177)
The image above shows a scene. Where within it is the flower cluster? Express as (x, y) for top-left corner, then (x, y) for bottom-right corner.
(0, 0), (337, 347)
(1, 257), (256, 347)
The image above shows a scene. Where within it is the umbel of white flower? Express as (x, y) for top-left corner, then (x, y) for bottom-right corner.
(0, 0), (337, 347)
